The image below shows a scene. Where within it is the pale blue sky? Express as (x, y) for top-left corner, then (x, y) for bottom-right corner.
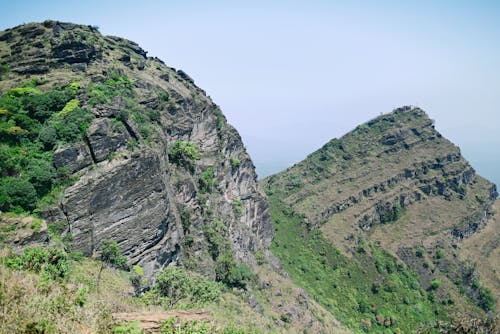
(1, 1), (499, 187)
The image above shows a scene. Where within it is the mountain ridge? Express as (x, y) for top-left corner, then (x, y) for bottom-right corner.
(262, 105), (498, 332)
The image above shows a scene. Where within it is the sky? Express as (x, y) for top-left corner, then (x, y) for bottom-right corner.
(1, 0), (499, 188)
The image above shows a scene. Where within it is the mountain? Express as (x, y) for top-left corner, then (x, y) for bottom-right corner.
(262, 106), (498, 332)
(0, 21), (346, 333)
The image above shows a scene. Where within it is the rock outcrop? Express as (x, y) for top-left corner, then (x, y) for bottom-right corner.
(0, 21), (272, 279)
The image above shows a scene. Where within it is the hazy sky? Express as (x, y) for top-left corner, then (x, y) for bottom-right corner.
(1, 1), (499, 187)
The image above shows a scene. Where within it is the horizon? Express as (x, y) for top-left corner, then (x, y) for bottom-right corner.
(1, 1), (499, 187)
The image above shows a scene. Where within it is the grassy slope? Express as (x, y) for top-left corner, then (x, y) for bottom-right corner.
(262, 108), (497, 332)
(268, 194), (445, 333)
(459, 199), (500, 300)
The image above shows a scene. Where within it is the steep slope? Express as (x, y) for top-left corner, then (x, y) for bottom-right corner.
(262, 106), (498, 332)
(0, 21), (347, 333)
(0, 20), (270, 278)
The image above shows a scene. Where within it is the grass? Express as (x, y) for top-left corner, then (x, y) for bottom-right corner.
(267, 193), (448, 333)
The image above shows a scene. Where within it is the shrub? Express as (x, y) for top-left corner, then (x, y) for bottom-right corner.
(430, 279), (441, 290)
(198, 167), (214, 193)
(153, 267), (220, 308)
(230, 157), (240, 169)
(0, 177), (37, 212)
(254, 249), (265, 265)
(113, 321), (143, 334)
(232, 198), (243, 217)
(215, 251), (253, 289)
(167, 141), (200, 171)
(6, 246), (69, 279)
(478, 287), (495, 311)
(58, 99), (80, 117)
(203, 220), (226, 260)
(25, 156), (56, 196)
(100, 240), (128, 270)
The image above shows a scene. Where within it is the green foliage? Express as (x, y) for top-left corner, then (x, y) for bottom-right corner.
(203, 220), (226, 260)
(232, 198), (243, 217)
(87, 69), (134, 107)
(436, 249), (443, 259)
(58, 99), (80, 117)
(75, 286), (88, 306)
(161, 318), (210, 334)
(0, 177), (38, 212)
(5, 246), (69, 280)
(478, 287), (495, 311)
(113, 321), (144, 334)
(267, 193), (444, 333)
(214, 110), (224, 134)
(215, 251), (253, 289)
(168, 141), (200, 171)
(152, 266), (220, 308)
(198, 167), (214, 193)
(230, 157), (241, 169)
(0, 83), (92, 213)
(254, 249), (265, 265)
(130, 265), (146, 294)
(100, 240), (128, 270)
(430, 279), (441, 290)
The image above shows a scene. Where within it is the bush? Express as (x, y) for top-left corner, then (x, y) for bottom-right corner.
(168, 141), (200, 171)
(232, 198), (243, 217)
(58, 99), (80, 117)
(478, 287), (495, 311)
(198, 167), (214, 193)
(230, 157), (240, 169)
(153, 267), (220, 308)
(6, 246), (69, 279)
(203, 220), (226, 260)
(0, 177), (38, 212)
(215, 251), (253, 289)
(430, 279), (441, 290)
(100, 240), (128, 270)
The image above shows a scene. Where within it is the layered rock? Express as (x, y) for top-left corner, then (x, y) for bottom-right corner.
(0, 21), (271, 278)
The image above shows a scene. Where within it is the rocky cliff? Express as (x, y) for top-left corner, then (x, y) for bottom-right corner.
(0, 21), (271, 278)
(0, 21), (350, 333)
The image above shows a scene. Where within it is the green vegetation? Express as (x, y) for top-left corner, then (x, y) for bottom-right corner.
(267, 193), (448, 333)
(198, 167), (214, 193)
(5, 246), (69, 280)
(230, 157), (241, 169)
(214, 251), (254, 289)
(160, 318), (258, 334)
(232, 198), (243, 217)
(87, 69), (134, 107)
(478, 286), (495, 312)
(203, 220), (254, 288)
(430, 279), (441, 290)
(100, 240), (128, 270)
(168, 141), (200, 171)
(146, 266), (220, 309)
(0, 79), (91, 213)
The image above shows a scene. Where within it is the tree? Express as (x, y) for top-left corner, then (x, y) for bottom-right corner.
(97, 240), (128, 287)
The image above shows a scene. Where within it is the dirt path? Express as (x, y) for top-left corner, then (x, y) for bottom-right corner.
(112, 309), (211, 332)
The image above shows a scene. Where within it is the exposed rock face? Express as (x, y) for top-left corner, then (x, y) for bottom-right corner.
(0, 21), (272, 279)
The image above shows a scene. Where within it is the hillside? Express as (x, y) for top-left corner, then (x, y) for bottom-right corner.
(262, 106), (499, 332)
(0, 21), (347, 333)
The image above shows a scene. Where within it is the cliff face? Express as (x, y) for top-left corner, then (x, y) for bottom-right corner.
(0, 21), (271, 278)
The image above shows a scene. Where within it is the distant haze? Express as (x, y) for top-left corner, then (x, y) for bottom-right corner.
(2, 1), (499, 188)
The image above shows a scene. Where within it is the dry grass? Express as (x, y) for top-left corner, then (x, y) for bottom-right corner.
(459, 199), (500, 304)
(0, 254), (140, 333)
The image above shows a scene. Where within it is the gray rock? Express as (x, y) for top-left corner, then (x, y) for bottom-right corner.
(86, 118), (130, 162)
(53, 143), (93, 173)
